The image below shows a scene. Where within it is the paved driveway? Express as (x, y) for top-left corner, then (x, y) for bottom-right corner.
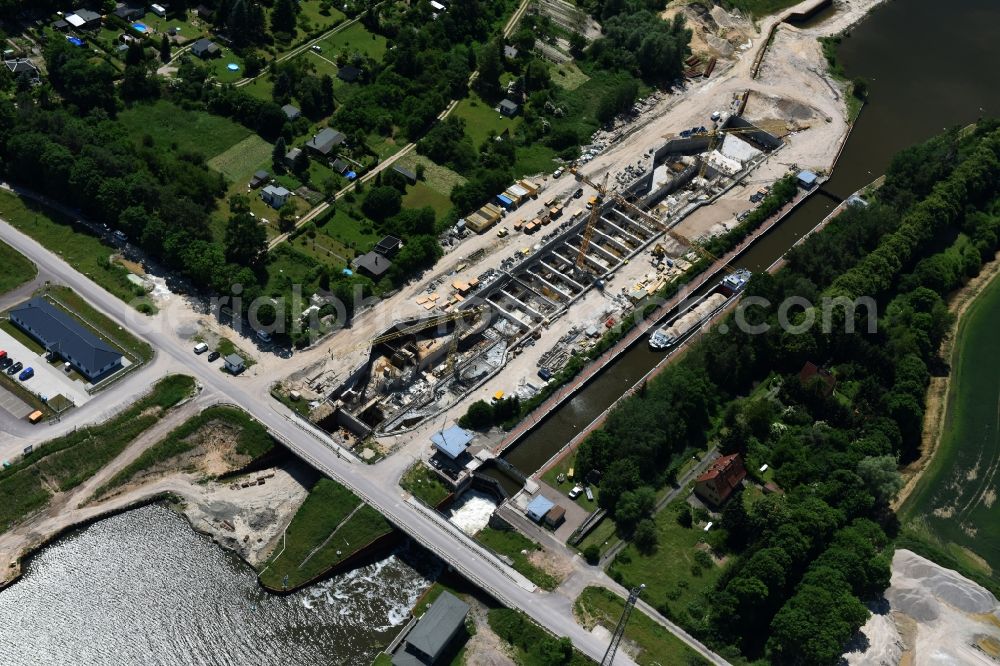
(0, 329), (91, 407)
(0, 385), (32, 419)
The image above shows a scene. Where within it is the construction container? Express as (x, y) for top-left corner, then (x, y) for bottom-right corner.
(28, 410), (43, 424)
(519, 179), (540, 196)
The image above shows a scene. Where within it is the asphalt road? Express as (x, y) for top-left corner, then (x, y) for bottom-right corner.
(0, 219), (682, 665)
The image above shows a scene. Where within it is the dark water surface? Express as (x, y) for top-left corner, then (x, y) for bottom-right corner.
(0, 505), (437, 665)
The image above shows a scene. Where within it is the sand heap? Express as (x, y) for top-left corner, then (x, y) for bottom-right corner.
(845, 549), (1000, 665)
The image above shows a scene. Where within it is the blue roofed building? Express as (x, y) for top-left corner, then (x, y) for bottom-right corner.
(526, 494), (555, 523)
(431, 425), (473, 459)
(9, 297), (122, 382)
(796, 170), (818, 189)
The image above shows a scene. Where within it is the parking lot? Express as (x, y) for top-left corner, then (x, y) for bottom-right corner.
(0, 328), (92, 409)
(0, 384), (32, 419)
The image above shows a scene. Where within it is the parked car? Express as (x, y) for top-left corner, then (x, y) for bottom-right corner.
(0, 357), (11, 369)
(7, 361), (23, 375)
(18, 367), (34, 381)
(193, 342), (209, 354)
(0, 350), (6, 362)
(207, 351), (220, 362)
(568, 485), (583, 500)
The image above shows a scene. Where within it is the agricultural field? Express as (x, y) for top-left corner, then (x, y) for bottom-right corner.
(118, 100), (251, 158)
(207, 135), (276, 183)
(0, 239), (36, 296)
(900, 272), (1000, 580)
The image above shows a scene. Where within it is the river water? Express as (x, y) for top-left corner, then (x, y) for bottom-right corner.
(0, 505), (438, 665)
(495, 0), (1000, 481)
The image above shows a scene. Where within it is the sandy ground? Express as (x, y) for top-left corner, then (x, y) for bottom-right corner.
(463, 598), (518, 666)
(845, 549), (1000, 665)
(0, 398), (313, 586)
(894, 251), (1000, 511)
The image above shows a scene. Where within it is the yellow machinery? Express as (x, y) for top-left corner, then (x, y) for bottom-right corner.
(574, 172), (609, 273)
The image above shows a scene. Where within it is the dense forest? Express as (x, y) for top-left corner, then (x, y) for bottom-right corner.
(572, 122), (1000, 664)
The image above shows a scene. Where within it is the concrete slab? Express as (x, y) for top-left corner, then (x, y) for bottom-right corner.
(0, 385), (32, 419)
(0, 328), (90, 407)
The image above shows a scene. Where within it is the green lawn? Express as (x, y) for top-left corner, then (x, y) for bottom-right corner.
(241, 75), (275, 101)
(476, 527), (560, 590)
(396, 154), (467, 197)
(0, 375), (195, 530)
(607, 501), (726, 628)
(317, 22), (387, 61)
(402, 181), (453, 218)
(118, 100), (251, 159)
(514, 143), (559, 179)
(577, 515), (619, 558)
(453, 94), (523, 148)
(297, 0), (347, 32)
(0, 239), (36, 296)
(0, 191), (148, 309)
(899, 270), (1000, 581)
(95, 406), (275, 497)
(208, 135), (276, 183)
(575, 587), (710, 666)
(258, 477), (394, 590)
(549, 61), (591, 91)
(541, 453), (598, 513)
(727, 0), (803, 17)
(400, 462), (452, 507)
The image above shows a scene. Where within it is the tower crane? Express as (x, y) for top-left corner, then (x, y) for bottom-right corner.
(600, 584), (645, 666)
(575, 172), (609, 273)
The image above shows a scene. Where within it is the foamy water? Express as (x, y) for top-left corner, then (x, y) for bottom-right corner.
(447, 490), (498, 535)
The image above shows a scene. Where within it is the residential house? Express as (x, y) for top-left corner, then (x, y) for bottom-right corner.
(66, 9), (102, 30)
(352, 251), (392, 279)
(52, 18), (71, 31)
(195, 4), (215, 20)
(113, 3), (145, 21)
(391, 591), (470, 666)
(284, 147), (303, 169)
(337, 64), (361, 83)
(249, 170), (270, 189)
(191, 38), (221, 59)
(9, 297), (123, 382)
(305, 127), (346, 157)
(694, 453), (747, 506)
(261, 184), (290, 209)
(281, 104), (301, 120)
(498, 99), (519, 117)
(150, 3), (167, 17)
(392, 164), (417, 185)
(799, 361), (836, 397)
(4, 59), (40, 83)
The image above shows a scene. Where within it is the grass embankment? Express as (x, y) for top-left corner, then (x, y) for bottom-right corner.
(0, 375), (196, 531)
(0, 190), (153, 310)
(898, 269), (1000, 588)
(575, 587), (710, 666)
(400, 462), (452, 507)
(475, 527), (560, 590)
(95, 406), (275, 497)
(488, 608), (594, 666)
(258, 477), (393, 590)
(725, 0), (801, 17)
(819, 35), (867, 121)
(607, 501), (726, 626)
(0, 239), (36, 295)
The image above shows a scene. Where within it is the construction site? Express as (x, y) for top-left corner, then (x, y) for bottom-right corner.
(305, 114), (785, 446)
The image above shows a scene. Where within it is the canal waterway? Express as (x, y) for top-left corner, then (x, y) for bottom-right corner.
(0, 504), (438, 665)
(496, 0), (1000, 480)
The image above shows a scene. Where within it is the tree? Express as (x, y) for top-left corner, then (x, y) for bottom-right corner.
(272, 136), (287, 172)
(292, 147), (310, 177)
(633, 518), (657, 554)
(856, 455), (903, 506)
(278, 204), (297, 232)
(320, 74), (334, 115)
(676, 505), (693, 528)
(271, 0), (298, 36)
(583, 544), (600, 565)
(224, 195), (266, 268)
(476, 38), (503, 100)
(159, 34), (171, 63)
(362, 185), (402, 221)
(460, 400), (493, 430)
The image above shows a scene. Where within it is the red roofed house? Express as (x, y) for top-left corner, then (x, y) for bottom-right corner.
(799, 361), (836, 397)
(694, 453), (747, 506)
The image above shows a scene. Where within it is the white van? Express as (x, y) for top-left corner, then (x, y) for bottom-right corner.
(193, 342), (209, 354)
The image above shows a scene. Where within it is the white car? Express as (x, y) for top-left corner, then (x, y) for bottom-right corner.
(568, 485), (583, 499)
